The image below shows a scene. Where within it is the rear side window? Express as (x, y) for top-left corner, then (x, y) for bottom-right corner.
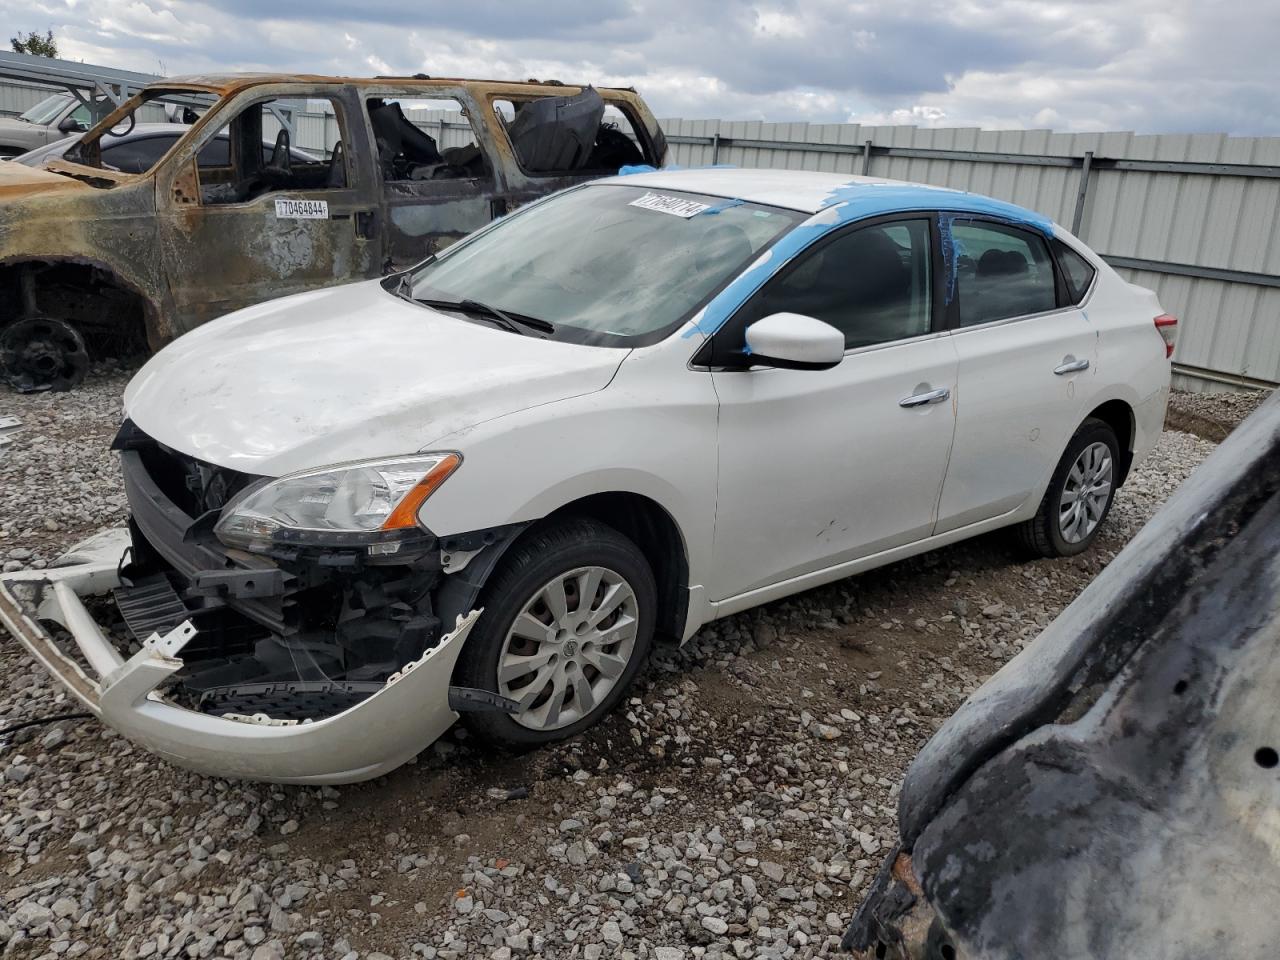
(365, 97), (488, 183)
(1054, 240), (1097, 304)
(951, 221), (1057, 326)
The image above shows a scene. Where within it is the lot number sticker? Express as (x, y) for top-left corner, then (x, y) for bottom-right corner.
(629, 192), (710, 218)
(275, 198), (329, 220)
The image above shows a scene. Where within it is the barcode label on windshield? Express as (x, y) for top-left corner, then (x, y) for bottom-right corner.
(629, 192), (710, 218)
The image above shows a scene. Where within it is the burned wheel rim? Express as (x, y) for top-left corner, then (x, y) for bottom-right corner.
(497, 565), (639, 731)
(0, 318), (90, 393)
(1059, 440), (1114, 543)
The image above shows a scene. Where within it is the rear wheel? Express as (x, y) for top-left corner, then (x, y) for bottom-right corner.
(454, 517), (656, 748)
(1017, 418), (1120, 558)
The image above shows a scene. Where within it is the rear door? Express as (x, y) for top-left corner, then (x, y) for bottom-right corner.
(360, 86), (504, 271)
(707, 216), (959, 602)
(155, 85), (383, 332)
(934, 219), (1097, 534)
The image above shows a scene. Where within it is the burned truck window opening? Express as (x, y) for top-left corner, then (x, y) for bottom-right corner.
(493, 89), (650, 175)
(366, 97), (488, 183)
(60, 88), (218, 176)
(199, 96), (344, 206)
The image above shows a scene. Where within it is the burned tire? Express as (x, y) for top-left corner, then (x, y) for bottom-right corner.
(0, 317), (90, 392)
(1017, 418), (1120, 558)
(454, 517), (656, 749)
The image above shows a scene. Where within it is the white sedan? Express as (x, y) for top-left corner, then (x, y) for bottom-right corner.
(0, 168), (1174, 782)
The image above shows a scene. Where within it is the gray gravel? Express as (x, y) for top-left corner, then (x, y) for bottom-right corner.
(1, 372), (1222, 959)
(1165, 387), (1270, 442)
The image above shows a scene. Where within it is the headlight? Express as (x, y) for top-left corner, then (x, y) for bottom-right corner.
(214, 453), (460, 553)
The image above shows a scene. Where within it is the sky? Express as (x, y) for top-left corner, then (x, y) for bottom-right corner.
(5, 0), (1278, 135)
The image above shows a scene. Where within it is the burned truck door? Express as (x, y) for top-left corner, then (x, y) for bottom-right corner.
(154, 84), (384, 336)
(363, 86), (502, 271)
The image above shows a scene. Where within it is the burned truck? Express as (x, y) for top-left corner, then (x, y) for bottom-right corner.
(845, 388), (1280, 959)
(0, 74), (667, 391)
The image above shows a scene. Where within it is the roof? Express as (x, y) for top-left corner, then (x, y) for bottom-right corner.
(162, 74), (637, 98)
(597, 167), (1056, 233)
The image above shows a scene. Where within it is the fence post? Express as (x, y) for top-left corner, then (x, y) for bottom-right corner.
(1071, 150), (1094, 237)
(861, 139), (873, 176)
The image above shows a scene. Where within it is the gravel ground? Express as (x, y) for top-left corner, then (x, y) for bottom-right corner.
(0, 371), (1224, 960)
(1165, 386), (1270, 441)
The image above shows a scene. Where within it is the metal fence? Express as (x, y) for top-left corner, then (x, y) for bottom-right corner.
(0, 78), (58, 118)
(658, 119), (1280, 393)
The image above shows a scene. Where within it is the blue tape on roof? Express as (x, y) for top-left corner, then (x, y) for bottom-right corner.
(618, 164), (658, 175)
(681, 180), (1056, 340)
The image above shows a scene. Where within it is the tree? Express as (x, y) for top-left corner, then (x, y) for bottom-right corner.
(11, 30), (58, 58)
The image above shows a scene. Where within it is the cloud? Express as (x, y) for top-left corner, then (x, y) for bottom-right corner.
(4, 0), (1277, 134)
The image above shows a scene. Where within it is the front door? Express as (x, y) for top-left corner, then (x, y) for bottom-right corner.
(156, 86), (383, 333)
(934, 219), (1097, 533)
(706, 217), (959, 602)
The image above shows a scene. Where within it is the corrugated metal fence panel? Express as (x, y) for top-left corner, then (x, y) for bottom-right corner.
(0, 79), (57, 117)
(660, 117), (1280, 392)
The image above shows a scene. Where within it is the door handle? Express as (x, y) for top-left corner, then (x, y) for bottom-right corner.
(354, 209), (377, 240)
(1054, 358), (1090, 375)
(899, 387), (951, 408)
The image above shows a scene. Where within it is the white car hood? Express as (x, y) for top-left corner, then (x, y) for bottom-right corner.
(124, 281), (627, 476)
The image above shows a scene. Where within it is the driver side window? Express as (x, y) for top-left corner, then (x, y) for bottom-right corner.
(731, 218), (934, 355)
(199, 96), (351, 206)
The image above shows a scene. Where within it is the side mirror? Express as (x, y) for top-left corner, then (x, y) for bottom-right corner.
(57, 115), (84, 134)
(743, 312), (844, 370)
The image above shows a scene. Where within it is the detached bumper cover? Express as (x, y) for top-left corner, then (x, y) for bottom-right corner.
(0, 529), (480, 785)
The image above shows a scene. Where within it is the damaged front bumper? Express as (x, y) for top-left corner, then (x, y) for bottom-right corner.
(0, 529), (483, 784)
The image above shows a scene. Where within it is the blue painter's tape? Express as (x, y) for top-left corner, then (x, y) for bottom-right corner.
(697, 198), (746, 216)
(680, 180), (1056, 340)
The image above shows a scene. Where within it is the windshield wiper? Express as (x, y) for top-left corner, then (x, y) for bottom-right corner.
(418, 297), (555, 335)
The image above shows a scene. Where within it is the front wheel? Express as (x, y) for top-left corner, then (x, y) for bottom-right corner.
(454, 517), (657, 748)
(1017, 418), (1120, 558)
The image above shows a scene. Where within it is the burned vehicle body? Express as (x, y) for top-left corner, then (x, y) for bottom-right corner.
(844, 389), (1280, 959)
(0, 74), (667, 391)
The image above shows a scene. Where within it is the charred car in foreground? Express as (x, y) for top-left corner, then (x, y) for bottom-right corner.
(0, 169), (1173, 783)
(843, 388), (1279, 959)
(0, 73), (667, 392)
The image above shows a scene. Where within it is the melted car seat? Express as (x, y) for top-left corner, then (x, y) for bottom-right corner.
(506, 87), (605, 172)
(325, 140), (346, 188)
(368, 99), (443, 179)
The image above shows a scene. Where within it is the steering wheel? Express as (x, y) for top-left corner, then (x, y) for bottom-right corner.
(109, 112), (136, 138)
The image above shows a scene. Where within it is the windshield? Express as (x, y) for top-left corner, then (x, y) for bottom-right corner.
(19, 94), (71, 125)
(406, 184), (802, 346)
(63, 87), (219, 172)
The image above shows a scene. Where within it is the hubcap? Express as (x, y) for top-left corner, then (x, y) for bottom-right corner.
(1059, 441), (1114, 544)
(497, 565), (639, 731)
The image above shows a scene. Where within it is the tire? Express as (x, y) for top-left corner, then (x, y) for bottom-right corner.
(1016, 418), (1120, 558)
(454, 517), (657, 749)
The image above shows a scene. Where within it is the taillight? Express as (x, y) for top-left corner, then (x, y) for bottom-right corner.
(1154, 314), (1178, 359)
